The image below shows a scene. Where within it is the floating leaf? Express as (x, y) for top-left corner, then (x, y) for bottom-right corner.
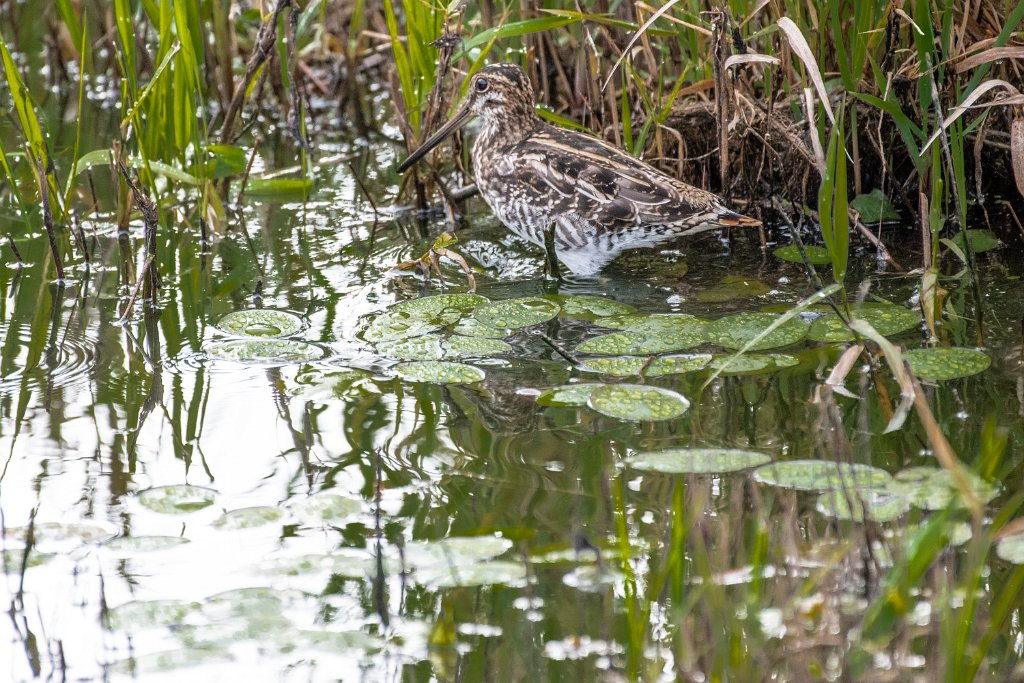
(452, 318), (510, 338)
(1, 549), (52, 572)
(808, 305), (920, 342)
(377, 334), (511, 361)
(580, 354), (711, 377)
(816, 489), (910, 522)
(403, 536), (513, 571)
(889, 466), (999, 511)
(290, 493), (363, 522)
(752, 460), (891, 491)
(363, 294), (488, 342)
(6, 521), (117, 547)
(472, 297), (560, 328)
(205, 340), (324, 364)
(138, 485), (217, 514)
(904, 347), (990, 380)
(419, 560), (528, 588)
(587, 384), (690, 421)
(103, 536), (190, 554)
(106, 599), (200, 630)
(705, 312), (808, 351)
(213, 506), (284, 530)
(216, 309), (304, 338)
(706, 353), (798, 375)
(546, 294), (635, 320)
(695, 275), (771, 303)
(536, 383), (602, 406)
(575, 326), (704, 355)
(625, 448), (771, 474)
(773, 244), (833, 265)
(393, 361), (485, 384)
(951, 229), (1000, 254)
(850, 189), (900, 222)
(245, 177), (313, 200)
(596, 314), (706, 335)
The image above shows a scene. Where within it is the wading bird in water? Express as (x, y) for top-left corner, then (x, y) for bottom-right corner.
(397, 63), (760, 276)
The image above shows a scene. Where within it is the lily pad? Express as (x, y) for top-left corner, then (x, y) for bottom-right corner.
(216, 309), (304, 338)
(138, 485), (217, 514)
(580, 354), (711, 377)
(808, 305), (920, 343)
(816, 489), (910, 522)
(452, 318), (511, 338)
(752, 460), (891, 492)
(705, 312), (808, 351)
(707, 353), (799, 375)
(362, 294), (488, 343)
(377, 334), (512, 361)
(403, 536), (514, 571)
(850, 189), (900, 223)
(419, 559), (528, 588)
(472, 297), (560, 328)
(536, 384), (602, 407)
(773, 244), (832, 265)
(205, 339), (325, 364)
(213, 506), (284, 530)
(576, 328), (704, 355)
(1, 549), (52, 572)
(546, 294), (635, 320)
(290, 493), (363, 522)
(393, 361), (485, 384)
(106, 599), (200, 630)
(695, 275), (772, 303)
(889, 466), (999, 511)
(596, 314), (706, 336)
(103, 536), (190, 554)
(625, 448), (771, 474)
(905, 347), (990, 380)
(587, 384), (690, 421)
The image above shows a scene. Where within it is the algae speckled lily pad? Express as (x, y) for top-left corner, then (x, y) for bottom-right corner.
(773, 244), (832, 265)
(393, 361), (485, 384)
(106, 599), (201, 631)
(377, 334), (512, 361)
(363, 293), (488, 342)
(808, 305), (920, 343)
(707, 353), (798, 375)
(536, 383), (602, 406)
(889, 466), (999, 510)
(205, 339), (325, 364)
(580, 354), (711, 377)
(815, 489), (910, 522)
(216, 309), (304, 338)
(546, 294), (635, 320)
(472, 297), (560, 328)
(625, 448), (771, 474)
(752, 460), (891, 491)
(212, 506), (284, 530)
(451, 318), (511, 338)
(587, 384), (689, 421)
(102, 536), (191, 555)
(138, 485), (217, 514)
(597, 313), (706, 335)
(705, 312), (808, 351)
(576, 328), (704, 355)
(905, 347), (990, 380)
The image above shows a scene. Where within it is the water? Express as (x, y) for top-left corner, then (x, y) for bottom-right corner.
(2, 93), (1024, 682)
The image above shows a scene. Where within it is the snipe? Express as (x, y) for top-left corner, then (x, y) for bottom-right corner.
(397, 63), (760, 275)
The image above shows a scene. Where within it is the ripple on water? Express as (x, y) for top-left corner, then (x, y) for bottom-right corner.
(0, 322), (98, 394)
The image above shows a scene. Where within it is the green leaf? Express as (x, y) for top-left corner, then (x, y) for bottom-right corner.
(850, 189), (900, 223)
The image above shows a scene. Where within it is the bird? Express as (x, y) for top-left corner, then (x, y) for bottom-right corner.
(396, 63), (761, 276)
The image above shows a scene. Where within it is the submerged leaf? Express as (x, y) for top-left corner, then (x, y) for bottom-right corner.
(773, 244), (832, 265)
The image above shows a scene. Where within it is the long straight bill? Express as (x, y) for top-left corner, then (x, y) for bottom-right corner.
(396, 102), (473, 173)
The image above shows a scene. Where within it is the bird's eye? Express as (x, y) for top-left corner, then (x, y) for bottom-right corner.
(475, 77), (489, 93)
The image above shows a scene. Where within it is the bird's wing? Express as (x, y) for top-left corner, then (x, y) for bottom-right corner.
(511, 126), (726, 232)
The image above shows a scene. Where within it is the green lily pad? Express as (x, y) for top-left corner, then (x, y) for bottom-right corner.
(625, 448), (771, 474)
(1, 549), (52, 572)
(951, 229), (1000, 254)
(418, 560), (528, 588)
(545, 294), (635, 320)
(695, 275), (771, 303)
(103, 536), (190, 554)
(889, 466), (999, 511)
(472, 297), (560, 328)
(752, 460), (891, 492)
(290, 493), (363, 522)
(106, 599), (201, 630)
(996, 532), (1024, 564)
(773, 244), (833, 265)
(216, 309), (304, 338)
(580, 354), (711, 377)
(393, 361), (485, 384)
(403, 536), (514, 572)
(808, 305), (920, 342)
(451, 318), (511, 338)
(212, 506), (284, 530)
(6, 521), (117, 547)
(377, 334), (512, 361)
(138, 485), (217, 514)
(707, 353), (799, 375)
(587, 384), (690, 421)
(705, 312), (808, 351)
(575, 327), (704, 355)
(816, 489), (910, 522)
(536, 384), (603, 406)
(850, 189), (900, 223)
(597, 314), (706, 335)
(205, 339), (324, 363)
(905, 347), (990, 380)
(363, 294), (488, 342)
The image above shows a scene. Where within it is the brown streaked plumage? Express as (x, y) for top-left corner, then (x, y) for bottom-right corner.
(397, 63), (760, 275)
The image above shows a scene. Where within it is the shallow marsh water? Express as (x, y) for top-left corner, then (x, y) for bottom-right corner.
(2, 92), (1024, 683)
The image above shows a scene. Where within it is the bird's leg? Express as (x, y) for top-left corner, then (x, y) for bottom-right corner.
(543, 222), (562, 282)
